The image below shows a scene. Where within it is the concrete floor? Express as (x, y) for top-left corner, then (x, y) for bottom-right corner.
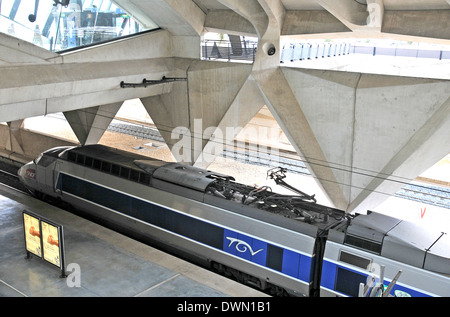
(0, 184), (268, 297)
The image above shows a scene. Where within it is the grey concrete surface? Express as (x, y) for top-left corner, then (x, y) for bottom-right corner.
(0, 185), (267, 297)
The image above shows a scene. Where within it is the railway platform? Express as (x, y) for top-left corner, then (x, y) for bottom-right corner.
(0, 184), (268, 297)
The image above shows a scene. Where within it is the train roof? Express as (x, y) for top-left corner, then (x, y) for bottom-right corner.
(67, 144), (163, 165)
(329, 211), (450, 275)
(54, 145), (450, 275)
(62, 144), (235, 190)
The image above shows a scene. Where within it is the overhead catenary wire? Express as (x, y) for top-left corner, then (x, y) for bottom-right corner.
(41, 109), (416, 184)
(51, 108), (423, 184)
(39, 110), (443, 188)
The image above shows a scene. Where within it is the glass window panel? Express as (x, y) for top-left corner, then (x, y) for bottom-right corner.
(0, 1), (15, 18)
(0, 0), (158, 52)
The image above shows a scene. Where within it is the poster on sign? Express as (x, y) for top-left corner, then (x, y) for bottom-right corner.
(23, 212), (42, 258)
(41, 220), (62, 268)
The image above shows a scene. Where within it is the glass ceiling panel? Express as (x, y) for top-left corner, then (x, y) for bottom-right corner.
(0, 0), (158, 52)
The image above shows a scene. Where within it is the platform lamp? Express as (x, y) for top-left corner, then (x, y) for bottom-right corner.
(53, 0), (71, 7)
(29, 0), (70, 23)
(28, 0), (39, 22)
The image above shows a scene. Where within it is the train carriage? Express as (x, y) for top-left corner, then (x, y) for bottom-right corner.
(18, 144), (450, 297)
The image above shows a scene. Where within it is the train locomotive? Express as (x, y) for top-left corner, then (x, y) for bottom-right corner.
(18, 144), (450, 297)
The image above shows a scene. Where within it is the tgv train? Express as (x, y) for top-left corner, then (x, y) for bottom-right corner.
(18, 145), (450, 297)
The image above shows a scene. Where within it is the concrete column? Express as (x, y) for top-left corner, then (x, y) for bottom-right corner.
(141, 61), (254, 166)
(0, 124), (76, 163)
(252, 0), (285, 71)
(349, 96), (450, 213)
(315, 0), (370, 31)
(217, 0), (269, 38)
(253, 68), (350, 210)
(5, 120), (25, 155)
(281, 68), (362, 210)
(186, 61), (253, 164)
(366, 0), (384, 31)
(219, 0), (284, 71)
(140, 81), (190, 155)
(193, 76), (266, 168)
(280, 67), (450, 213)
(64, 102), (122, 145)
(217, 0), (351, 210)
(348, 78), (450, 213)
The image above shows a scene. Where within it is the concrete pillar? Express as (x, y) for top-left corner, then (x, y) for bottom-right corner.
(217, 0), (269, 39)
(141, 60), (256, 166)
(140, 81), (190, 155)
(64, 102), (122, 145)
(349, 96), (450, 213)
(366, 0), (384, 31)
(193, 76), (266, 168)
(280, 67), (450, 213)
(5, 120), (25, 155)
(315, 0), (370, 31)
(253, 68), (350, 210)
(348, 78), (450, 213)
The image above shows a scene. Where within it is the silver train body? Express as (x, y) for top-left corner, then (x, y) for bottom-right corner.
(18, 145), (450, 297)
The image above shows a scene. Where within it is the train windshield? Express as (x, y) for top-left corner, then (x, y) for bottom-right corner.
(33, 154), (43, 165)
(34, 147), (67, 167)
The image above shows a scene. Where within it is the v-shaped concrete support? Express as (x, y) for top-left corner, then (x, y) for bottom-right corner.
(64, 103), (122, 145)
(5, 120), (25, 155)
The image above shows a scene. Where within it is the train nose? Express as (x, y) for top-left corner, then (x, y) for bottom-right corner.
(18, 163), (36, 183)
(17, 165), (26, 181)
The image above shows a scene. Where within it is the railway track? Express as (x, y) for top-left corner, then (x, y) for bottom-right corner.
(395, 183), (450, 209)
(0, 159), (29, 194)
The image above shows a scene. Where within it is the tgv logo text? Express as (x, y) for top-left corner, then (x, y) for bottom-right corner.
(226, 237), (263, 256)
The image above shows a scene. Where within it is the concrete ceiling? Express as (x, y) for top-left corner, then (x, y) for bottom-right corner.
(115, 0), (450, 41)
(193, 0), (450, 11)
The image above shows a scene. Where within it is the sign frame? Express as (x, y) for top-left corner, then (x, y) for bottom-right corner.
(22, 210), (67, 278)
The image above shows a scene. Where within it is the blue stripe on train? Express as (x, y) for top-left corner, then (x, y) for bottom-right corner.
(282, 249), (312, 283)
(321, 259), (431, 297)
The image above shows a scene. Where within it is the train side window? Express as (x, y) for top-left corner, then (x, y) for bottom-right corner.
(139, 173), (150, 185)
(344, 234), (382, 254)
(76, 154), (85, 165)
(120, 167), (130, 179)
(111, 164), (121, 176)
(335, 267), (367, 297)
(85, 156), (93, 168)
(339, 250), (372, 270)
(93, 159), (101, 170)
(130, 169), (140, 182)
(101, 161), (111, 173)
(68, 151), (77, 162)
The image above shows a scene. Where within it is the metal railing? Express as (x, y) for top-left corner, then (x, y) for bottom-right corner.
(201, 40), (258, 63)
(281, 42), (352, 63)
(280, 42), (450, 63)
(351, 45), (450, 60)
